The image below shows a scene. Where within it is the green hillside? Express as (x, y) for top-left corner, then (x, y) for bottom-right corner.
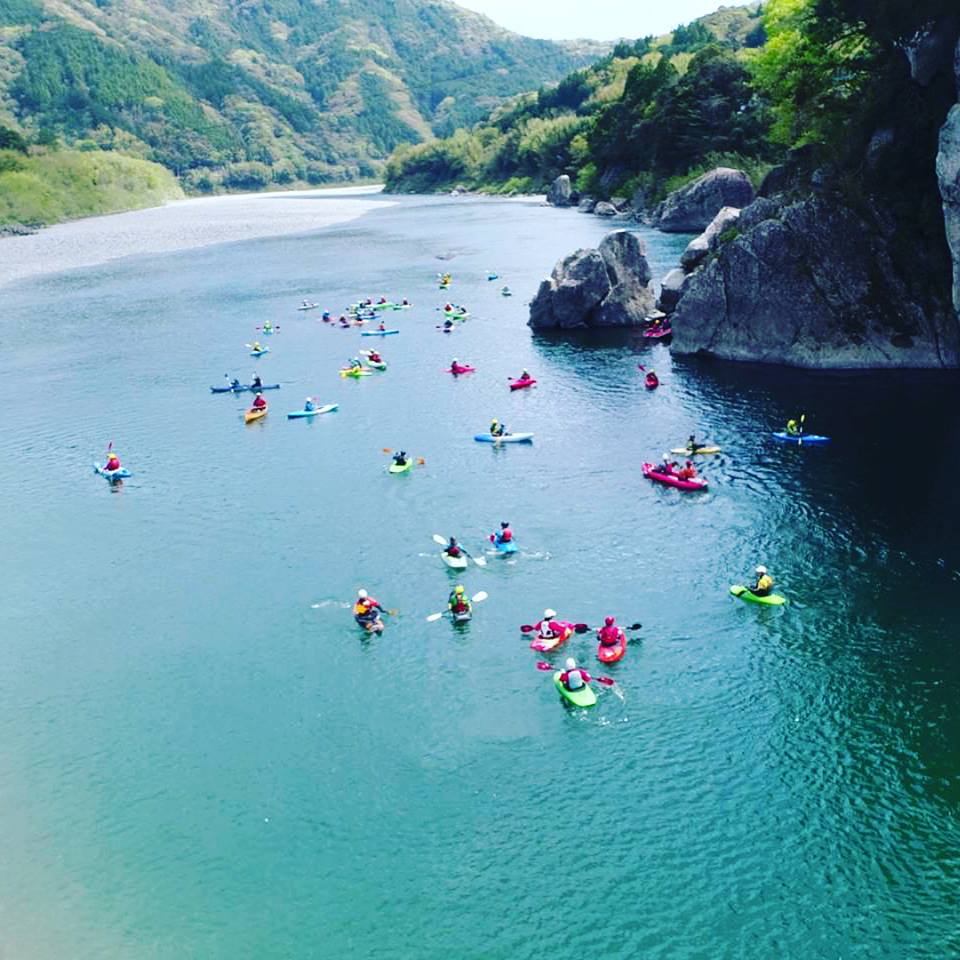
(0, 0), (605, 192)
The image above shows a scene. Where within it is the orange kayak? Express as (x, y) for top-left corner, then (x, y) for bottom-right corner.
(597, 629), (627, 663)
(244, 407), (268, 423)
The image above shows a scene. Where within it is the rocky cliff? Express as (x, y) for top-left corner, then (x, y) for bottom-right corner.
(938, 39), (960, 320)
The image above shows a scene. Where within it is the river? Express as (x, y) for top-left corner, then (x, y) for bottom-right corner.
(1, 190), (958, 960)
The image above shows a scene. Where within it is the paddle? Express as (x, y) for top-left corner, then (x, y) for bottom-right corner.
(425, 591), (489, 622)
(535, 661), (616, 687)
(431, 534), (486, 566)
(798, 413), (806, 446)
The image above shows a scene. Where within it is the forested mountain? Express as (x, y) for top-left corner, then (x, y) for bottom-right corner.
(0, 0), (605, 191)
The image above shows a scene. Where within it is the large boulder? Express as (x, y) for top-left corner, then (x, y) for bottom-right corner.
(546, 175), (573, 207)
(669, 195), (960, 369)
(656, 167), (755, 233)
(529, 230), (655, 329)
(594, 201), (619, 217)
(937, 40), (960, 322)
(680, 206), (741, 271)
(577, 196), (597, 213)
(657, 268), (689, 314)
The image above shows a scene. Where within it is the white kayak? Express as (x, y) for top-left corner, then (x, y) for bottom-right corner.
(441, 552), (469, 569)
(474, 433), (534, 443)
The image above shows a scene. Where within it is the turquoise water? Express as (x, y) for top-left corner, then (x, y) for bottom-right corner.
(2, 195), (958, 959)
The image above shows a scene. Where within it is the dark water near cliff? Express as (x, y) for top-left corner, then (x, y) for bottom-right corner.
(1, 194), (958, 959)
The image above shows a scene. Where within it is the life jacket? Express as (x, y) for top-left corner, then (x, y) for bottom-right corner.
(564, 669), (585, 691)
(450, 598), (470, 613)
(598, 625), (620, 646)
(106, 457), (120, 471)
(446, 545), (461, 557)
(538, 619), (556, 639)
(253, 396), (266, 409)
(499, 529), (512, 542)
(756, 574), (774, 593)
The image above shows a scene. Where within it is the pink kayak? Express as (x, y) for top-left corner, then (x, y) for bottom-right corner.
(597, 629), (627, 663)
(642, 462), (708, 491)
(510, 378), (537, 391)
(446, 366), (475, 375)
(643, 327), (672, 339)
(528, 621), (574, 652)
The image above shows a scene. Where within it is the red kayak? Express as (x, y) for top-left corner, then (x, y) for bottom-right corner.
(446, 365), (475, 375)
(645, 373), (659, 389)
(643, 327), (672, 339)
(597, 629), (627, 663)
(528, 621), (574, 652)
(510, 377), (537, 391)
(642, 462), (708, 491)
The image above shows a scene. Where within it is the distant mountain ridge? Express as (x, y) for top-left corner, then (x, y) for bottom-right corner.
(0, 0), (607, 190)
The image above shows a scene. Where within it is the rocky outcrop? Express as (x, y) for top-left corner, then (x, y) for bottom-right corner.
(594, 201), (619, 217)
(529, 229), (655, 329)
(937, 40), (960, 321)
(577, 196), (596, 213)
(669, 195), (960, 368)
(680, 206), (741, 271)
(546, 175), (573, 207)
(655, 167), (755, 233)
(657, 268), (689, 314)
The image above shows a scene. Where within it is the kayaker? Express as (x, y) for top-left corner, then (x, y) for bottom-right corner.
(751, 566), (774, 597)
(251, 374), (263, 389)
(377, 320), (386, 332)
(367, 349), (383, 363)
(354, 588), (383, 625)
(252, 341), (263, 353)
(377, 296), (387, 304)
(560, 657), (592, 692)
(597, 616), (620, 648)
(263, 321), (273, 332)
(444, 537), (462, 559)
(687, 434), (704, 454)
(442, 319), (454, 332)
(519, 369), (531, 382)
(392, 451), (408, 467)
(339, 316), (351, 328)
(348, 357), (362, 369)
(677, 459), (697, 480)
(450, 357), (462, 373)
(322, 310), (332, 321)
(444, 302), (453, 312)
(656, 453), (674, 476)
(229, 377), (241, 390)
(490, 419), (507, 437)
(401, 298), (411, 306)
(536, 609), (559, 640)
(501, 286), (511, 296)
(492, 522), (512, 545)
(786, 418), (802, 436)
(105, 451), (122, 472)
(304, 397), (316, 412)
(448, 585), (471, 615)
(646, 370), (658, 386)
(252, 392), (267, 411)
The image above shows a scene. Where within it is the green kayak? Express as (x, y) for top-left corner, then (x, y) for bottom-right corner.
(730, 585), (787, 606)
(388, 460), (412, 474)
(553, 672), (597, 707)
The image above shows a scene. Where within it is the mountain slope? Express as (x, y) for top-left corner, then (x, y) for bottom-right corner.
(0, 0), (606, 189)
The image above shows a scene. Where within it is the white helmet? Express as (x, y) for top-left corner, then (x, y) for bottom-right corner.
(755, 565), (767, 575)
(565, 658), (577, 670)
(306, 396), (312, 402)
(663, 453), (671, 460)
(358, 589), (368, 599)
(452, 358), (459, 364)
(544, 609), (557, 619)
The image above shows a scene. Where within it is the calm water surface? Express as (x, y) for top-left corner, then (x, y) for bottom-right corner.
(1, 194), (958, 959)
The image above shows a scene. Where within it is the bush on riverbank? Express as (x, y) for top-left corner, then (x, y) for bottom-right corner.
(0, 149), (183, 227)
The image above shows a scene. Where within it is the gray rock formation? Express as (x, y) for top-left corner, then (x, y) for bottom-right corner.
(670, 196), (960, 368)
(529, 230), (655, 329)
(680, 206), (741, 271)
(655, 167), (755, 233)
(657, 268), (689, 314)
(594, 201), (619, 217)
(577, 196), (596, 213)
(937, 40), (960, 322)
(546, 175), (573, 207)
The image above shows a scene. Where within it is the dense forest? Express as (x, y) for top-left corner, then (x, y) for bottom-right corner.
(0, 0), (602, 200)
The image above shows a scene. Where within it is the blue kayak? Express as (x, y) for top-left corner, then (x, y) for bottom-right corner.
(361, 330), (399, 337)
(474, 432), (534, 443)
(94, 464), (131, 480)
(494, 539), (518, 555)
(287, 403), (338, 419)
(772, 432), (831, 445)
(210, 383), (280, 394)
(250, 348), (270, 357)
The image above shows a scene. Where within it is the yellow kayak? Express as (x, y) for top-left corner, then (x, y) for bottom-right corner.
(340, 367), (372, 378)
(670, 446), (721, 455)
(244, 407), (268, 423)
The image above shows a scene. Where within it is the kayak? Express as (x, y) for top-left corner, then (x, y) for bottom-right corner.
(642, 463), (708, 491)
(643, 327), (672, 339)
(287, 403), (338, 419)
(670, 446), (721, 456)
(94, 463), (131, 480)
(493, 538), (518, 555)
(210, 383), (280, 394)
(645, 374), (659, 389)
(441, 552), (469, 570)
(730, 584), (788, 606)
(250, 348), (270, 357)
(597, 629), (627, 663)
(509, 378), (536, 391)
(388, 460), (413, 474)
(373, 302), (395, 311)
(529, 622), (574, 653)
(474, 433), (534, 443)
(365, 360), (388, 371)
(446, 366), (475, 375)
(452, 609), (472, 624)
(297, 303), (319, 311)
(361, 330), (399, 336)
(772, 432), (831, 445)
(244, 407), (268, 423)
(340, 368), (372, 378)
(444, 311), (469, 320)
(356, 615), (384, 634)
(553, 672), (597, 708)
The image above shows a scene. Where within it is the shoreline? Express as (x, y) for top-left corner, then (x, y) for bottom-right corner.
(0, 185), (392, 289)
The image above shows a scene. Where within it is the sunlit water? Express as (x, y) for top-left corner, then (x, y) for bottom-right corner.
(1, 194), (958, 959)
